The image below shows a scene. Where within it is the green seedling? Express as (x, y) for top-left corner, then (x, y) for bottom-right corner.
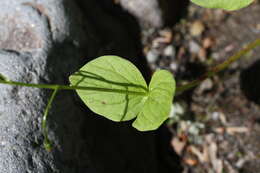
(0, 2), (258, 151)
(0, 39), (259, 150)
(69, 56), (175, 131)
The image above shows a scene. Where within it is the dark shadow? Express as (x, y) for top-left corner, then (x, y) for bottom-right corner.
(157, 127), (183, 172)
(175, 62), (207, 103)
(240, 59), (260, 105)
(255, 118), (260, 126)
(176, 62), (207, 81)
(73, 1), (184, 172)
(43, 0), (185, 172)
(158, 0), (189, 26)
(75, 0), (152, 82)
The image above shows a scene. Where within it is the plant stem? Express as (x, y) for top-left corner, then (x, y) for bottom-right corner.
(0, 80), (147, 96)
(0, 74), (147, 151)
(176, 38), (260, 94)
(43, 86), (59, 152)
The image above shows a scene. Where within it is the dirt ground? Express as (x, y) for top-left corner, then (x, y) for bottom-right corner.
(143, 2), (260, 173)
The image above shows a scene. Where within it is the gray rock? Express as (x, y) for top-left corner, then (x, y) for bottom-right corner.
(189, 40), (201, 54)
(147, 49), (160, 63)
(119, 0), (189, 28)
(163, 45), (176, 58)
(0, 52), (53, 173)
(119, 0), (163, 28)
(0, 0), (163, 173)
(0, 0), (90, 172)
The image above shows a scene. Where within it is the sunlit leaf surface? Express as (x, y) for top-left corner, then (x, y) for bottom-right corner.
(70, 56), (175, 131)
(191, 0), (254, 11)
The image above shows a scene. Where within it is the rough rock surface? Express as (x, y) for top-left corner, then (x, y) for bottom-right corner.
(0, 0), (89, 172)
(119, 0), (163, 28)
(0, 0), (163, 173)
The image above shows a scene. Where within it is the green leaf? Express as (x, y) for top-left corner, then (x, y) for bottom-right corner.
(191, 0), (254, 11)
(69, 56), (176, 131)
(132, 70), (175, 131)
(69, 56), (148, 122)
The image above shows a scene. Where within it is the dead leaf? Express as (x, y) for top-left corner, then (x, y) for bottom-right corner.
(224, 160), (238, 173)
(189, 145), (209, 163)
(214, 126), (248, 135)
(226, 127), (249, 135)
(153, 29), (173, 45)
(219, 112), (227, 125)
(214, 127), (225, 134)
(198, 48), (207, 61)
(184, 158), (198, 166)
(159, 29), (173, 43)
(209, 141), (223, 173)
(202, 37), (214, 49)
(190, 21), (205, 36)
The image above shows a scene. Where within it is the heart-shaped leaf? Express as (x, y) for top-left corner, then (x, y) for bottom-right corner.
(132, 70), (175, 131)
(69, 56), (175, 131)
(191, 0), (254, 11)
(69, 56), (148, 122)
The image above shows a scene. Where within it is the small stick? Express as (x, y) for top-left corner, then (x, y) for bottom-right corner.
(176, 38), (260, 94)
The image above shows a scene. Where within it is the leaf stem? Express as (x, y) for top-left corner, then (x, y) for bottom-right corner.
(0, 80), (147, 96)
(0, 74), (147, 151)
(42, 86), (59, 151)
(176, 38), (260, 94)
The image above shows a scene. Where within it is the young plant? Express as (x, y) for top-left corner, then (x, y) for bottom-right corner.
(0, 39), (259, 150)
(0, 1), (258, 151)
(69, 56), (175, 131)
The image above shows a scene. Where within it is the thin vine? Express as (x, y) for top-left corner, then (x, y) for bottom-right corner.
(42, 86), (59, 152)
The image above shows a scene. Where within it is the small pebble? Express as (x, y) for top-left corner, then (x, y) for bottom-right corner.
(163, 45), (176, 58)
(203, 37), (214, 49)
(190, 20), (205, 36)
(212, 52), (220, 60)
(189, 40), (201, 54)
(146, 49), (159, 63)
(212, 112), (220, 120)
(198, 78), (213, 93)
(169, 102), (186, 119)
(236, 158), (247, 168)
(198, 48), (207, 61)
(170, 62), (178, 71)
(256, 23), (260, 31)
(159, 29), (173, 43)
